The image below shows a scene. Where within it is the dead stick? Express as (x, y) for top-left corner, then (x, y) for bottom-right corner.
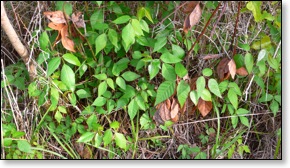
(229, 1), (241, 57)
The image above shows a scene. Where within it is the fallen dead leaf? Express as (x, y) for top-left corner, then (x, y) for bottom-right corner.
(170, 98), (179, 120)
(236, 67), (248, 76)
(72, 11), (85, 28)
(183, 4), (202, 34)
(228, 59), (236, 79)
(44, 11), (67, 24)
(182, 1), (200, 14)
(61, 25), (76, 52)
(217, 57), (230, 81)
(159, 101), (171, 121)
(197, 98), (212, 117)
(48, 22), (65, 31)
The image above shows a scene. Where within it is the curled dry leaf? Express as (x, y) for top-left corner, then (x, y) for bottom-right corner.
(236, 67), (248, 76)
(44, 11), (67, 24)
(182, 1), (199, 14)
(48, 22), (65, 31)
(170, 98), (179, 120)
(202, 54), (223, 60)
(183, 4), (202, 34)
(61, 25), (76, 52)
(158, 101), (171, 122)
(197, 98), (212, 117)
(228, 59), (236, 79)
(72, 11), (85, 28)
(217, 57), (230, 81)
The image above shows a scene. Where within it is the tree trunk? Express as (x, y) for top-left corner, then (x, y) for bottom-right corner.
(1, 1), (36, 80)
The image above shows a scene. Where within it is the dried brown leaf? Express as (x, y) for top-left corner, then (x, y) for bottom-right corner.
(228, 59), (236, 79)
(183, 4), (202, 34)
(236, 67), (248, 76)
(202, 54), (222, 60)
(217, 57), (230, 81)
(44, 11), (67, 24)
(159, 102), (171, 121)
(182, 1), (199, 14)
(72, 11), (85, 28)
(61, 25), (76, 52)
(170, 98), (179, 119)
(48, 22), (65, 31)
(197, 98), (212, 117)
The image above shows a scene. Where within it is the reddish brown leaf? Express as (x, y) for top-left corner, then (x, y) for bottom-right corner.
(236, 67), (248, 76)
(217, 57), (230, 81)
(228, 59), (236, 79)
(197, 98), (212, 117)
(182, 1), (199, 14)
(159, 102), (171, 121)
(61, 25), (76, 52)
(170, 98), (179, 120)
(72, 11), (85, 28)
(202, 54), (223, 60)
(44, 11), (67, 24)
(183, 4), (202, 34)
(48, 22), (65, 31)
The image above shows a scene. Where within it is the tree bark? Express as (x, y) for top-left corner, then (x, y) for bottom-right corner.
(1, 1), (36, 80)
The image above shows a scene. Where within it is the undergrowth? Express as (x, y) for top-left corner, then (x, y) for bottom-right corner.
(1, 1), (281, 159)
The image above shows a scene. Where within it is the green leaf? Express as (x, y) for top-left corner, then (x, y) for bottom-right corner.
(95, 33), (107, 56)
(239, 116), (250, 127)
(63, 53), (81, 66)
(140, 20), (149, 33)
(228, 88), (238, 109)
(137, 7), (145, 20)
(79, 64), (88, 77)
(121, 71), (140, 81)
(112, 58), (130, 76)
(228, 145), (236, 159)
(219, 80), (229, 94)
(131, 19), (143, 36)
(190, 90), (199, 106)
(238, 43), (250, 51)
(267, 54), (279, 70)
(90, 10), (104, 29)
(58, 106), (67, 113)
(94, 73), (107, 80)
(87, 114), (98, 130)
(39, 31), (49, 50)
(133, 51), (142, 59)
(92, 97), (106, 106)
(231, 116), (238, 128)
(94, 133), (103, 148)
(115, 132), (127, 149)
(202, 68), (213, 77)
(251, 36), (271, 50)
(208, 79), (222, 98)
(103, 129), (113, 147)
(160, 52), (182, 64)
(17, 140), (32, 153)
(140, 113), (151, 130)
(98, 81), (107, 97)
(258, 49), (267, 62)
(110, 121), (120, 130)
(246, 1), (263, 22)
(47, 57), (61, 77)
(116, 77), (126, 90)
(122, 23), (135, 52)
(76, 89), (91, 99)
(153, 37), (167, 52)
(270, 100), (279, 117)
(244, 53), (253, 73)
(63, 2), (72, 15)
(196, 76), (205, 97)
(55, 111), (62, 123)
(4, 138), (12, 147)
(148, 59), (160, 80)
(201, 89), (212, 101)
(50, 87), (59, 110)
(69, 93), (77, 106)
(113, 15), (131, 24)
(106, 78), (115, 90)
(136, 95), (146, 111)
(162, 63), (176, 81)
(243, 145), (251, 153)
(175, 62), (187, 78)
(108, 29), (118, 48)
(172, 44), (185, 59)
(236, 108), (249, 115)
(155, 81), (176, 106)
(128, 99), (139, 120)
(177, 80), (190, 108)
(144, 8), (154, 23)
(228, 82), (242, 96)
(61, 64), (75, 92)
